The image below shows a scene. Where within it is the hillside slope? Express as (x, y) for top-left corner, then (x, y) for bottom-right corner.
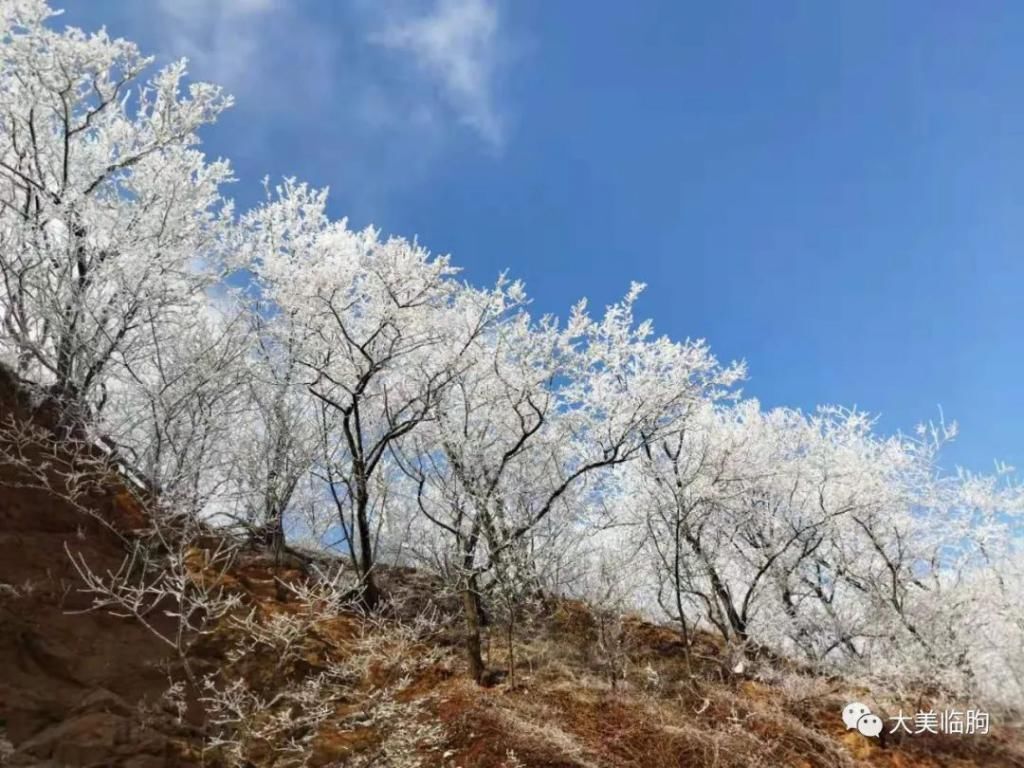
(0, 369), (1022, 768)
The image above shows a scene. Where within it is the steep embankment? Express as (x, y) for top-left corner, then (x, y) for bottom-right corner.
(0, 366), (195, 765)
(1, 367), (1022, 767)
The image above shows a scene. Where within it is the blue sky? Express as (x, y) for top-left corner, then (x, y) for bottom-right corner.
(61, 0), (1024, 474)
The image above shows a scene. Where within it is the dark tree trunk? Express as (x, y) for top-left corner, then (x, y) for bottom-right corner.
(253, 511), (286, 562)
(462, 583), (485, 684)
(671, 523), (694, 677)
(355, 490), (380, 611)
(506, 611), (516, 689)
(361, 570), (381, 612)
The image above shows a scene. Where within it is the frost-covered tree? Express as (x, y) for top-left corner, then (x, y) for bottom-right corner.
(101, 295), (250, 517)
(629, 396), (1024, 696)
(0, 1), (232, 413)
(399, 284), (743, 681)
(246, 180), (521, 607)
(220, 303), (320, 554)
(4, 0), (1023, 712)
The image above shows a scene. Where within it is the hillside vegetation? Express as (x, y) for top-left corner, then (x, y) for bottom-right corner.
(1, 4), (1024, 766)
(1, 367), (1022, 767)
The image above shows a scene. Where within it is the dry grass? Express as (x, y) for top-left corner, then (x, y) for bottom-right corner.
(404, 600), (1024, 768)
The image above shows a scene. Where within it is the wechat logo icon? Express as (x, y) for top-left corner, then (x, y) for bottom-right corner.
(843, 702), (883, 738)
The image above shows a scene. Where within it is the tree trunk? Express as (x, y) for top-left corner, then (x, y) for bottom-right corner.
(462, 585), (485, 684)
(507, 613), (516, 689)
(253, 508), (286, 560)
(672, 522), (694, 677)
(355, 490), (379, 611)
(362, 571), (380, 612)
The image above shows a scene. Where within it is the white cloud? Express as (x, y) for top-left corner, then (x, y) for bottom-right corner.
(373, 0), (505, 149)
(144, 0), (509, 152)
(153, 0), (313, 97)
(118, 0), (511, 217)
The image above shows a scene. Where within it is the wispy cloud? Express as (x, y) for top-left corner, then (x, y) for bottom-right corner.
(372, 0), (506, 149)
(143, 0), (508, 153)
(89, 0), (514, 220)
(152, 0), (332, 103)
